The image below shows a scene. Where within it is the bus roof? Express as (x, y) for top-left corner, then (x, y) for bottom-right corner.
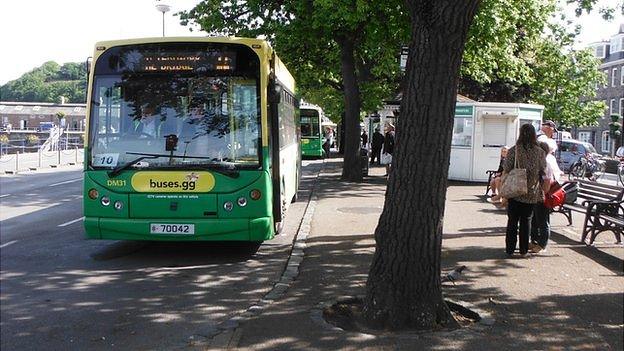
(93, 36), (271, 49)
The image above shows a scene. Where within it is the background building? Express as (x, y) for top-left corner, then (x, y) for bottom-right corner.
(0, 101), (86, 131)
(576, 24), (624, 154)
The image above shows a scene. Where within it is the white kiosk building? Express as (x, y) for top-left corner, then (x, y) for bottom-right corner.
(450, 102), (544, 182)
(370, 98), (545, 182)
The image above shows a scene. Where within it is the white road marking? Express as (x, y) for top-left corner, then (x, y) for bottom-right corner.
(58, 217), (85, 227)
(49, 178), (82, 187)
(0, 194), (10, 198)
(0, 240), (18, 249)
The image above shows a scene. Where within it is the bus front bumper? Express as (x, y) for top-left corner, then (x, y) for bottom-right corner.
(84, 216), (273, 242)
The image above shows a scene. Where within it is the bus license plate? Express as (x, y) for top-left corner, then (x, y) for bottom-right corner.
(150, 224), (195, 235)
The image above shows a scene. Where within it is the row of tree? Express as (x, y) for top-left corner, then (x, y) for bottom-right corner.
(0, 61), (87, 103)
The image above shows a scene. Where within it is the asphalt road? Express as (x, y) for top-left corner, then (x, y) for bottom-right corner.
(0, 160), (322, 350)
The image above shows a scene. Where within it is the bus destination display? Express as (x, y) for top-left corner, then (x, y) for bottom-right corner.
(123, 49), (237, 72)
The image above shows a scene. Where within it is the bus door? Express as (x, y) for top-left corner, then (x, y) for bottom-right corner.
(268, 77), (283, 225)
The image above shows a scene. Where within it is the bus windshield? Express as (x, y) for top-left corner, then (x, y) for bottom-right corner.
(300, 109), (320, 137)
(88, 43), (261, 171)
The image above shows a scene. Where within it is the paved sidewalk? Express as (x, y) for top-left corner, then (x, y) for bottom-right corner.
(232, 157), (624, 350)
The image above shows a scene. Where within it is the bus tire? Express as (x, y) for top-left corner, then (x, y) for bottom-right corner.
(241, 241), (262, 254)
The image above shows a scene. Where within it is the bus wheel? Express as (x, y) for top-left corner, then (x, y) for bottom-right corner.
(241, 241), (262, 254)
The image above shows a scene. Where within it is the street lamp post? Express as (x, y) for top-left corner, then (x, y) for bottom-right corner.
(155, 3), (171, 37)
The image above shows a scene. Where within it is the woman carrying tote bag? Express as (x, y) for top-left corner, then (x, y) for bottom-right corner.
(501, 124), (546, 257)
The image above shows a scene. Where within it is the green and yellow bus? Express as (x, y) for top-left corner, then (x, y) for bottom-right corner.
(83, 37), (300, 242)
(300, 104), (324, 158)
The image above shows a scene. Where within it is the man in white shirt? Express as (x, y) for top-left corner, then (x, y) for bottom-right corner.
(531, 139), (561, 253)
(537, 120), (558, 153)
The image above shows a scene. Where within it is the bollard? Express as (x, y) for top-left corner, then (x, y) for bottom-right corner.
(75, 146), (78, 164)
(58, 147), (61, 166)
(38, 149), (42, 168)
(16, 151), (19, 172)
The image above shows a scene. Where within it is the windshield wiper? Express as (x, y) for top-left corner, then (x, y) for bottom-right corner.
(108, 154), (159, 177)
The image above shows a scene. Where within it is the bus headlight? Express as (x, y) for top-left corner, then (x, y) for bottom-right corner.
(250, 189), (261, 200)
(114, 201), (123, 210)
(88, 188), (99, 200)
(223, 201), (233, 212)
(101, 196), (111, 206)
(237, 197), (247, 207)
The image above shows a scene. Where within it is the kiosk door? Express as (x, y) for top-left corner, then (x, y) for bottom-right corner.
(473, 117), (509, 181)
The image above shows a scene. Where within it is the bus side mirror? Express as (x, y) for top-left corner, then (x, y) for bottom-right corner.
(269, 82), (282, 104)
(86, 57), (92, 77)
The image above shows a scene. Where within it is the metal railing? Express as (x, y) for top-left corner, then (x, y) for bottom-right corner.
(0, 147), (84, 173)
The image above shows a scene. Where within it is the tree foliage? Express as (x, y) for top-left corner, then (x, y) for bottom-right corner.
(180, 0), (409, 181)
(180, 0), (408, 121)
(0, 61), (87, 103)
(529, 26), (606, 128)
(458, 0), (608, 128)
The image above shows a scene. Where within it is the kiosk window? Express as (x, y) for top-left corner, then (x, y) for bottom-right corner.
(452, 116), (472, 147)
(483, 118), (507, 147)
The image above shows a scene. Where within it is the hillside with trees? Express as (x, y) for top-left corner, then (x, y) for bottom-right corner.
(0, 61), (87, 103)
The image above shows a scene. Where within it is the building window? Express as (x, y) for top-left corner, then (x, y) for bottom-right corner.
(613, 68), (618, 87)
(621, 66), (624, 85)
(602, 131), (611, 153)
(611, 99), (617, 116)
(604, 70), (609, 88)
(578, 131), (592, 143)
(595, 45), (606, 58)
(611, 35), (623, 53)
(620, 98), (624, 116)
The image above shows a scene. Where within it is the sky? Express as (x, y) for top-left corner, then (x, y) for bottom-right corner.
(0, 0), (622, 86)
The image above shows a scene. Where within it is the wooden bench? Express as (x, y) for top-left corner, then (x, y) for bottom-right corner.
(552, 180), (624, 245)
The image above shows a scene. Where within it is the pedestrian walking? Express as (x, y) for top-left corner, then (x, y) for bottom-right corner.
(382, 123), (395, 176)
(323, 127), (334, 157)
(361, 130), (368, 147)
(370, 127), (384, 165)
(503, 123), (546, 257)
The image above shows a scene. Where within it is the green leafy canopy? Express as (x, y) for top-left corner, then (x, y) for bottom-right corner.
(0, 61), (87, 103)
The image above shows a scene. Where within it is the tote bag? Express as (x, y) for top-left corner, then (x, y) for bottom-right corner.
(380, 146), (392, 165)
(499, 148), (528, 199)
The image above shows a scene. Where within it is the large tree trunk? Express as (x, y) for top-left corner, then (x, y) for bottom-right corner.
(338, 37), (363, 182)
(363, 0), (480, 330)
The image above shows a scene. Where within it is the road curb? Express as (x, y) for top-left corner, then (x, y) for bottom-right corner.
(204, 159), (325, 349)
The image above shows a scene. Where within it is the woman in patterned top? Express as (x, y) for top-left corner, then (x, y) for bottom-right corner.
(503, 124), (547, 257)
